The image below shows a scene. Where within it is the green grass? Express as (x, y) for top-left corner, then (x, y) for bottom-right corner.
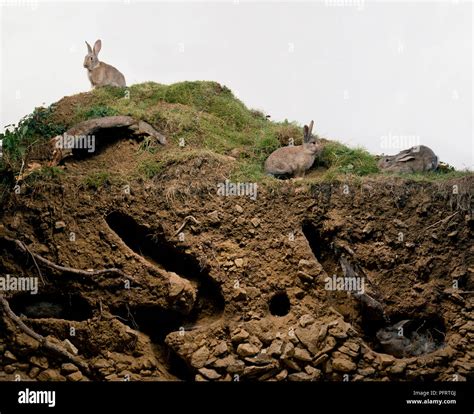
(30, 166), (65, 180)
(393, 170), (473, 182)
(317, 141), (379, 176)
(1, 80), (470, 188)
(83, 105), (119, 119)
(83, 171), (111, 190)
(138, 159), (164, 179)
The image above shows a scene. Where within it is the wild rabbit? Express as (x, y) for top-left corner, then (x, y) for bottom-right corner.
(265, 120), (321, 178)
(378, 145), (438, 173)
(376, 319), (439, 357)
(84, 39), (126, 88)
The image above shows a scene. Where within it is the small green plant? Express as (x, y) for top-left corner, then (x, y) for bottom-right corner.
(30, 166), (64, 180)
(84, 105), (118, 119)
(138, 159), (164, 179)
(83, 171), (110, 189)
(138, 136), (162, 154)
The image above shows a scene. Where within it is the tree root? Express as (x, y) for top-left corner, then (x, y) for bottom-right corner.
(2, 236), (134, 281)
(0, 293), (91, 375)
(174, 215), (200, 236)
(49, 115), (167, 166)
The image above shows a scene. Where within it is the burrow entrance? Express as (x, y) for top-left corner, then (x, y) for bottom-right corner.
(302, 220), (358, 320)
(269, 292), (290, 316)
(9, 292), (93, 321)
(106, 211), (225, 380)
(110, 304), (194, 380)
(363, 313), (446, 358)
(106, 211), (225, 321)
(67, 127), (135, 160)
(301, 220), (343, 278)
(302, 220), (446, 358)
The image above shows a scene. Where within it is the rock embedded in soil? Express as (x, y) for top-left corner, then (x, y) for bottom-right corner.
(63, 339), (78, 355)
(243, 364), (278, 377)
(93, 358), (111, 369)
(191, 346), (210, 368)
(288, 372), (315, 381)
(37, 369), (66, 382)
(226, 359), (245, 375)
(294, 325), (322, 355)
(61, 363), (79, 374)
(236, 343), (260, 357)
(213, 355), (235, 369)
(231, 329), (250, 343)
(67, 371), (84, 382)
(281, 342), (295, 359)
(29, 366), (41, 379)
(4, 351), (17, 363)
(274, 369), (288, 381)
(313, 353), (329, 367)
(358, 367), (376, 376)
(299, 314), (315, 328)
(389, 361), (407, 375)
(250, 217), (261, 228)
(376, 353), (396, 369)
(244, 353), (275, 366)
(332, 357), (357, 373)
(30, 356), (49, 369)
(214, 341), (228, 356)
(294, 347), (313, 362)
(268, 339), (284, 357)
(198, 367), (221, 380)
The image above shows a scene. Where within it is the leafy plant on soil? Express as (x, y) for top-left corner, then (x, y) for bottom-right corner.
(0, 105), (66, 174)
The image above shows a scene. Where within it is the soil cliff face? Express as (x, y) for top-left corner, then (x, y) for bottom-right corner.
(0, 84), (472, 382)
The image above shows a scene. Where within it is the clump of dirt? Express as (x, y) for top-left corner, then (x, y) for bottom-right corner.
(0, 86), (473, 382)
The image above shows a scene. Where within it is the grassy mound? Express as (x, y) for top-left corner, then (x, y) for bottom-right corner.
(0, 81), (470, 189)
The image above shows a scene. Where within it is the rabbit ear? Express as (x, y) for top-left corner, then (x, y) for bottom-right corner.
(397, 155), (415, 163)
(303, 125), (309, 142)
(308, 120), (314, 136)
(93, 39), (102, 56)
(85, 41), (92, 54)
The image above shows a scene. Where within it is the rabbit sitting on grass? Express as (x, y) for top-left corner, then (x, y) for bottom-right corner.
(378, 145), (438, 173)
(84, 39), (126, 88)
(265, 120), (321, 178)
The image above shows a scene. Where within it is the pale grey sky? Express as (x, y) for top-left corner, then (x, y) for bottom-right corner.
(1, 0), (472, 169)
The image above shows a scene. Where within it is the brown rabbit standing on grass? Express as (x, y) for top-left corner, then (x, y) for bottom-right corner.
(84, 39), (126, 88)
(264, 120), (322, 178)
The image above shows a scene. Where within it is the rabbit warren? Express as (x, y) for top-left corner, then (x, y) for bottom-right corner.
(264, 121), (321, 178)
(84, 39), (126, 88)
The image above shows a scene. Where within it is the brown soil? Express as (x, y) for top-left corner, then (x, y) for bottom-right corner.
(0, 131), (473, 382)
